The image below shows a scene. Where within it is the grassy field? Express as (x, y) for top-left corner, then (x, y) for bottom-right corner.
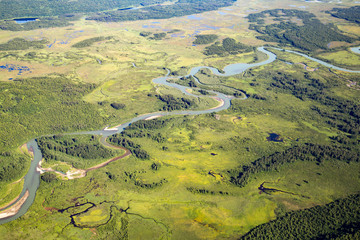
(1, 141), (358, 239)
(0, 0), (360, 238)
(0, 179), (24, 209)
(315, 50), (360, 69)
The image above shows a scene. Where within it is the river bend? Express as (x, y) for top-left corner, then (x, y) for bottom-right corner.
(0, 46), (359, 224)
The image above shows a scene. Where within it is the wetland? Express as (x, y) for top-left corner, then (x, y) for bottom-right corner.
(0, 0), (360, 239)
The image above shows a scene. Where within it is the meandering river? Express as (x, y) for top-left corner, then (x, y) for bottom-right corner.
(0, 46), (359, 224)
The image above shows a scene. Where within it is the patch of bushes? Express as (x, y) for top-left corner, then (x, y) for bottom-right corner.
(193, 34), (218, 45)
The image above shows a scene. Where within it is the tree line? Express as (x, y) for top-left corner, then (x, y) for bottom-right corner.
(193, 34), (218, 45)
(121, 130), (166, 144)
(107, 134), (149, 159)
(327, 6), (360, 24)
(267, 71), (360, 136)
(0, 15), (78, 31)
(72, 36), (112, 48)
(0, 75), (105, 178)
(0, 0), (163, 20)
(128, 119), (169, 130)
(0, 38), (47, 51)
(204, 37), (252, 56)
(228, 143), (359, 188)
(86, 0), (236, 22)
(124, 171), (167, 189)
(187, 187), (229, 196)
(241, 193), (360, 239)
(156, 94), (196, 111)
(247, 9), (355, 51)
(36, 135), (116, 168)
(0, 153), (28, 182)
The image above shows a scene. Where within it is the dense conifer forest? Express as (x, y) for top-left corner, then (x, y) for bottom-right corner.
(36, 135), (118, 169)
(328, 6), (360, 23)
(241, 194), (360, 239)
(247, 9), (356, 51)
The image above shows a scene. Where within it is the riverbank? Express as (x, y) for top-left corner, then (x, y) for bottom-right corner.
(0, 191), (29, 219)
(210, 97), (225, 110)
(2, 45), (360, 225)
(145, 115), (163, 120)
(37, 140), (131, 180)
(0, 144), (33, 212)
(0, 185), (23, 211)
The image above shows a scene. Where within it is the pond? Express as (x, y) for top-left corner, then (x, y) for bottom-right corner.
(266, 133), (283, 142)
(14, 18), (38, 24)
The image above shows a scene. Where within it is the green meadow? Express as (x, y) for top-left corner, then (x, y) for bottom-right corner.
(0, 0), (360, 239)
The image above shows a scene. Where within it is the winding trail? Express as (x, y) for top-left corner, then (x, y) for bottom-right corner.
(1, 46), (360, 225)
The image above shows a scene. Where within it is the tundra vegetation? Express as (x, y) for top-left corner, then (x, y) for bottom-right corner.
(0, 0), (359, 239)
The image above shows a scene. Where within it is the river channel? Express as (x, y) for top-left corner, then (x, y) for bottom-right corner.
(0, 46), (359, 224)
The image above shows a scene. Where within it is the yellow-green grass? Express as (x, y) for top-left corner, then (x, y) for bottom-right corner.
(126, 95), (333, 173)
(330, 71), (360, 99)
(0, 1), (269, 83)
(109, 154), (360, 239)
(247, 160), (360, 208)
(40, 136), (125, 171)
(47, 163), (72, 174)
(338, 25), (360, 37)
(83, 65), (220, 126)
(0, 179), (24, 209)
(0, 1), (359, 239)
(0, 144), (32, 209)
(128, 214), (168, 239)
(269, 48), (322, 69)
(315, 50), (360, 69)
(301, 121), (338, 137)
(3, 143), (357, 240)
(73, 205), (110, 226)
(202, 51), (257, 71)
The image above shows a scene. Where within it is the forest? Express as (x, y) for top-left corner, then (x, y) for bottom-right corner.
(265, 71), (360, 135)
(247, 9), (355, 51)
(0, 0), (169, 20)
(0, 76), (105, 178)
(127, 119), (169, 130)
(120, 119), (167, 143)
(241, 194), (360, 239)
(156, 94), (197, 111)
(0, 15), (78, 31)
(86, 0), (236, 22)
(0, 38), (48, 51)
(0, 76), (101, 149)
(36, 135), (117, 169)
(107, 134), (150, 159)
(0, 0), (236, 31)
(0, 152), (28, 182)
(228, 143), (360, 188)
(204, 37), (252, 56)
(72, 36), (112, 48)
(327, 6), (360, 24)
(0, 1), (359, 239)
(193, 34), (218, 45)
